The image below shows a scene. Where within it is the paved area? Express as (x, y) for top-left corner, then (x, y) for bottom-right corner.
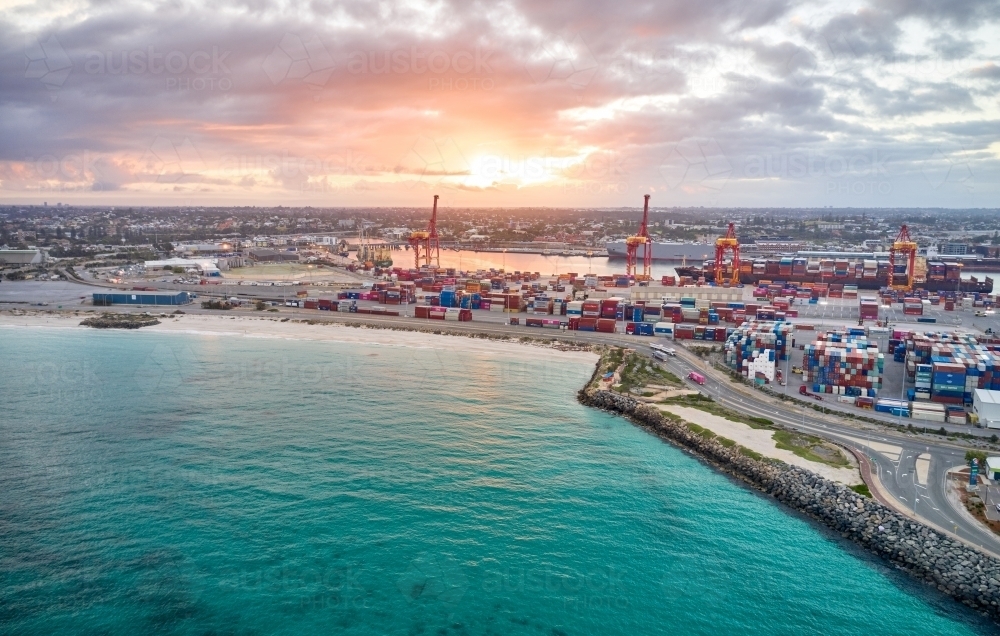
(0, 280), (95, 306)
(984, 486), (1000, 521)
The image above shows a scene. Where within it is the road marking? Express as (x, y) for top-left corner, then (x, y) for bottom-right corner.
(841, 436), (902, 462)
(915, 453), (931, 485)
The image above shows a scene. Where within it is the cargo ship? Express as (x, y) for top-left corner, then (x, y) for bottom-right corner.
(675, 252), (993, 293)
(605, 241), (715, 261)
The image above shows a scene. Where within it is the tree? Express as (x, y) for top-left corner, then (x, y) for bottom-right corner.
(965, 450), (988, 466)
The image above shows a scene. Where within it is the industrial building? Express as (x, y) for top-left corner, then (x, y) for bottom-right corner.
(0, 249), (43, 265)
(986, 457), (1000, 481)
(93, 292), (192, 306)
(145, 258), (223, 276)
(248, 248), (300, 263)
(973, 389), (1000, 429)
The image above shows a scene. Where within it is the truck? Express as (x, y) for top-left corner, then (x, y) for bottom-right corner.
(799, 384), (823, 400)
(687, 371), (706, 385)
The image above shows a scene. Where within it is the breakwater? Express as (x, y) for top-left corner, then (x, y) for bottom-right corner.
(579, 386), (1000, 621)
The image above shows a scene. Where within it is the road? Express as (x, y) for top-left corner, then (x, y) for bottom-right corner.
(638, 344), (1000, 557)
(7, 276), (1000, 556)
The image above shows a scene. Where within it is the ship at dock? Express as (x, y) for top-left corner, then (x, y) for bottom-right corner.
(605, 240), (715, 261)
(675, 252), (993, 294)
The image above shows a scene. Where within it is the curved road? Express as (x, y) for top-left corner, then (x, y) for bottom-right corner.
(642, 343), (1000, 558)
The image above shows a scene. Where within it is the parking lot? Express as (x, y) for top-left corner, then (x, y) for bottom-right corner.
(0, 280), (95, 307)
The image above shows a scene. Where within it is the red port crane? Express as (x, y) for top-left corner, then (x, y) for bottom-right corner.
(626, 194), (652, 281)
(889, 224), (917, 292)
(714, 223), (740, 286)
(408, 195), (440, 269)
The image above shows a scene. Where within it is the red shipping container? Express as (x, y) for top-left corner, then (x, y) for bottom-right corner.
(596, 318), (617, 333)
(304, 300), (319, 309)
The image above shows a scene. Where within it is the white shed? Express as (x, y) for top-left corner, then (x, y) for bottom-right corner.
(973, 389), (1000, 429)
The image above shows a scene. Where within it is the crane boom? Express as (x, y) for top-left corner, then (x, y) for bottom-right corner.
(889, 224), (916, 292)
(625, 195), (652, 281)
(407, 195), (440, 269)
(714, 223), (740, 286)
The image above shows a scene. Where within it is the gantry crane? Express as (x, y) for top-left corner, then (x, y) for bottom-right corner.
(408, 195), (440, 269)
(626, 194), (652, 281)
(889, 224), (917, 292)
(714, 222), (740, 286)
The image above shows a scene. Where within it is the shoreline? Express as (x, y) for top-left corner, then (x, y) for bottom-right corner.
(577, 383), (1000, 623)
(0, 310), (600, 362)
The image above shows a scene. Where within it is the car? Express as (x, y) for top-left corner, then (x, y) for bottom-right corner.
(995, 503), (1000, 514)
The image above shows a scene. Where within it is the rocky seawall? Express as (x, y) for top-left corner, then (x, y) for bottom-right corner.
(579, 387), (1000, 621)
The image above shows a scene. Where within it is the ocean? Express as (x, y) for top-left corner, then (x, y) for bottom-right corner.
(0, 326), (989, 634)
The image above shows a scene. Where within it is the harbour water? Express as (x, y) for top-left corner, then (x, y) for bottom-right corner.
(0, 326), (990, 634)
(398, 249), (996, 287)
(408, 249), (688, 278)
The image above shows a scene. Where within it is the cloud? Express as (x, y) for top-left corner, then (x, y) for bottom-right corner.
(0, 0), (997, 207)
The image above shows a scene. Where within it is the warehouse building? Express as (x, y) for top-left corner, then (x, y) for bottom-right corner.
(0, 248), (43, 265)
(93, 292), (192, 306)
(248, 248), (300, 263)
(973, 389), (1000, 429)
(145, 258), (223, 276)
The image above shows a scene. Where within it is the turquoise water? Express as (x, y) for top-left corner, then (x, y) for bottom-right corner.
(0, 327), (989, 634)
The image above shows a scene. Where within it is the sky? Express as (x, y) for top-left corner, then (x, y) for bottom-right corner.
(1, 0), (998, 209)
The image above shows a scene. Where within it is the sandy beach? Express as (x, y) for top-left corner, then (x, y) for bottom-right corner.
(660, 404), (863, 486)
(0, 311), (599, 365)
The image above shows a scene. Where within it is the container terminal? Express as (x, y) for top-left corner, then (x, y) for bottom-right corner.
(11, 195), (1000, 430)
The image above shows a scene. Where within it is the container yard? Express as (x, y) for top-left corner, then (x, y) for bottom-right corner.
(77, 245), (1000, 430)
(161, 233), (1000, 430)
(802, 333), (884, 398)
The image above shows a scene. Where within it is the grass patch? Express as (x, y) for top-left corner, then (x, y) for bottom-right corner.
(717, 436), (736, 448)
(739, 448), (763, 461)
(689, 345), (720, 358)
(850, 484), (872, 498)
(772, 430), (850, 467)
(616, 350), (683, 393)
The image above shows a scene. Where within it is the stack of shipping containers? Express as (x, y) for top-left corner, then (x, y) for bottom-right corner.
(724, 321), (793, 380)
(802, 333), (883, 397)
